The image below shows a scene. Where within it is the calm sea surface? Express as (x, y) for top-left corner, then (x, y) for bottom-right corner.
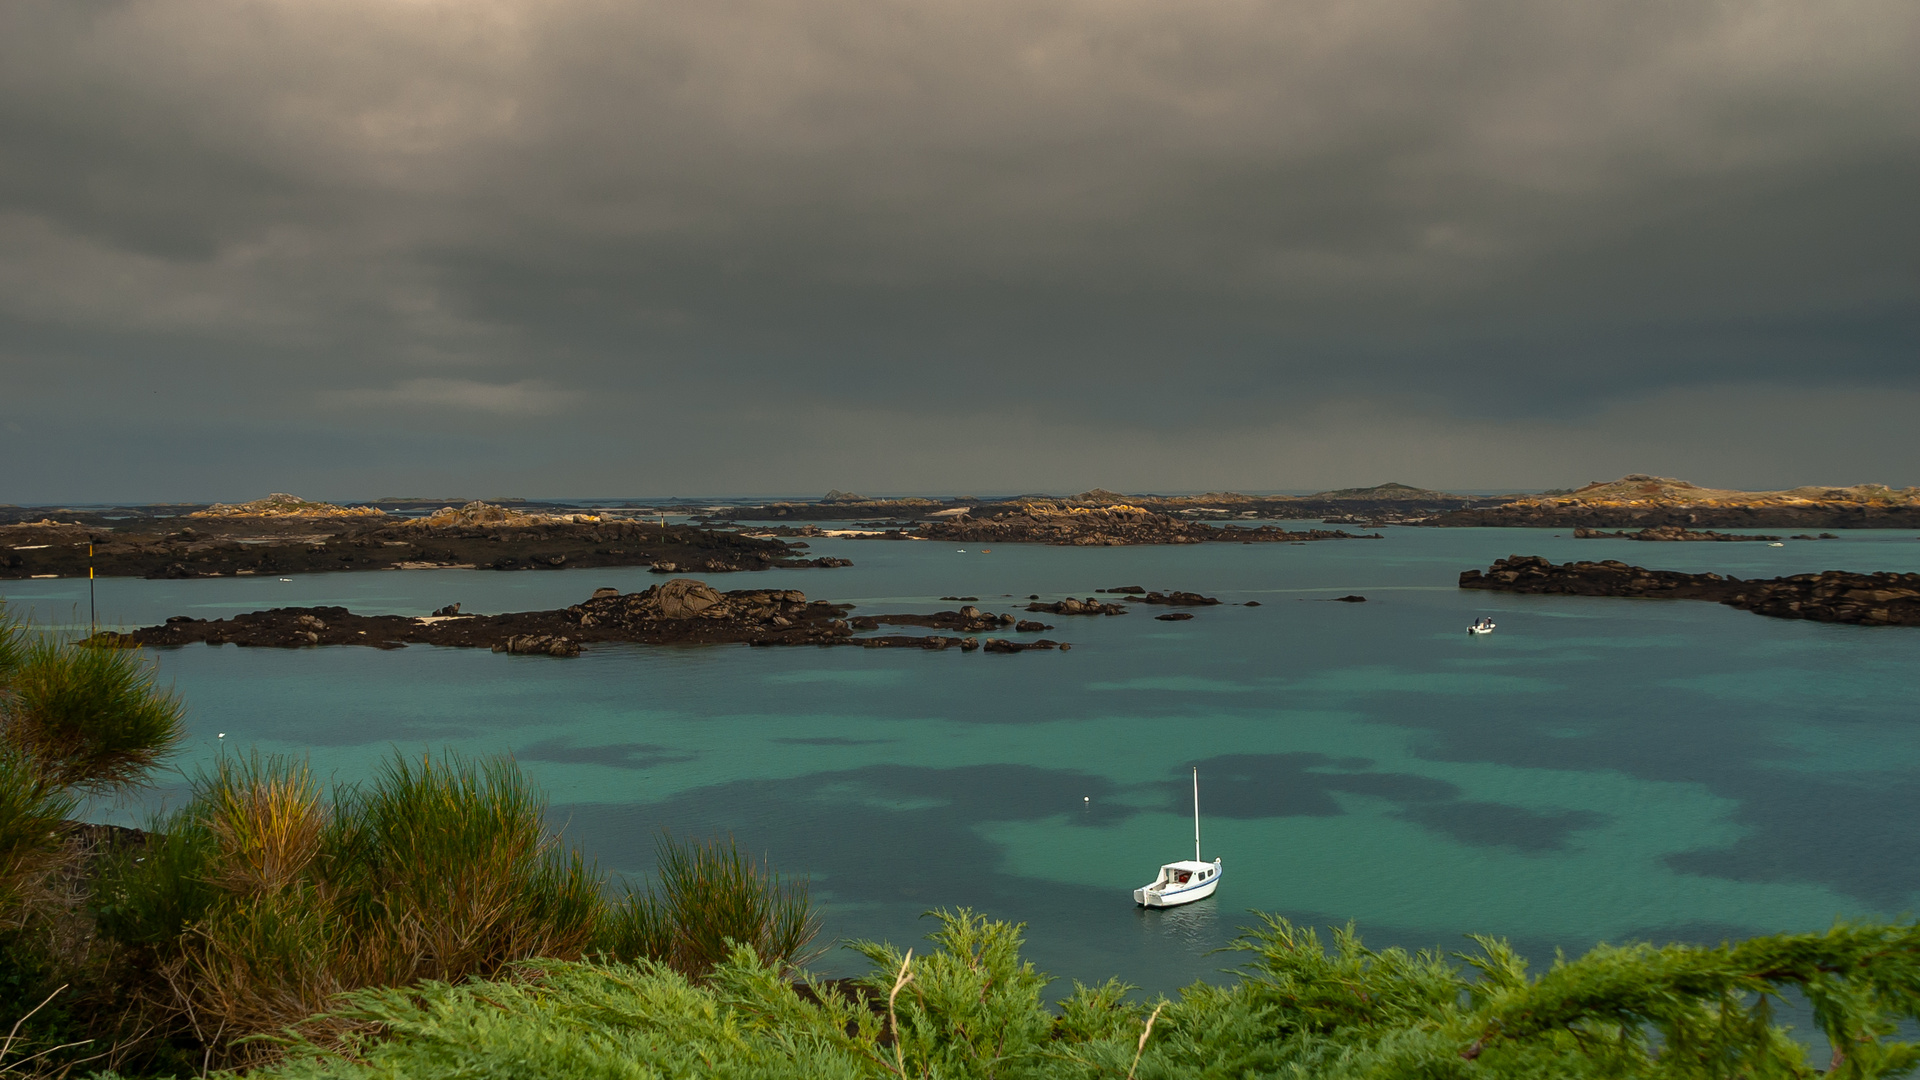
(9, 525), (1920, 992)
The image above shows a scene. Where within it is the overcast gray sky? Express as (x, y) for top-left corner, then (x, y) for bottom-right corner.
(1, 0), (1914, 502)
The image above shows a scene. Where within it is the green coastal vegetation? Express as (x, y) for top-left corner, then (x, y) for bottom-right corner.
(6, 598), (1920, 1078)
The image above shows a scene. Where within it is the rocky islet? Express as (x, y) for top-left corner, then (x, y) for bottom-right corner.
(99, 579), (1093, 657)
(2, 502), (848, 581)
(1460, 556), (1920, 627)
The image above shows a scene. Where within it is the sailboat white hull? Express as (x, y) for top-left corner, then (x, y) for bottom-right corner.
(1134, 869), (1221, 908)
(1134, 768), (1220, 907)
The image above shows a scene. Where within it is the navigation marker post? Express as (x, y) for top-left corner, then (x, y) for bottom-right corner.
(89, 542), (96, 632)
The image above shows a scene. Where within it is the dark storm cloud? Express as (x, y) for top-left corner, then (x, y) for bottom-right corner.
(1, 0), (1914, 500)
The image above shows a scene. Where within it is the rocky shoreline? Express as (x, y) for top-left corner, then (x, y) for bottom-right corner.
(1433, 475), (1920, 529)
(1572, 526), (1786, 542)
(895, 505), (1380, 547)
(96, 579), (1074, 656)
(1572, 526), (1842, 542)
(3, 514), (844, 581)
(1460, 556), (1920, 627)
(712, 483), (1495, 523)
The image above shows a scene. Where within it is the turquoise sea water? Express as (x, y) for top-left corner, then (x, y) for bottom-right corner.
(8, 525), (1920, 991)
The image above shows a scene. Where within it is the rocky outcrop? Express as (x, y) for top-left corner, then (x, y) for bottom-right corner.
(1573, 526), (1782, 542)
(905, 504), (1381, 547)
(852, 634), (980, 651)
(743, 492), (944, 519)
(1437, 476), (1920, 529)
(496, 634), (582, 657)
(100, 581), (1077, 655)
(190, 493), (387, 519)
(1154, 612), (1194, 621)
(409, 501), (552, 527)
(3, 517), (845, 580)
(849, 606), (1016, 633)
(1460, 556), (1920, 627)
(101, 580), (856, 653)
(1137, 590), (1220, 606)
(1027, 597), (1129, 616)
(982, 637), (1067, 653)
(718, 483), (1497, 523)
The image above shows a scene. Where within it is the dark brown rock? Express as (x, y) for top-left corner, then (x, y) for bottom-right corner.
(1573, 526), (1782, 542)
(1459, 555), (1920, 627)
(1026, 597), (1128, 616)
(1137, 590), (1220, 606)
(0, 514), (846, 581)
(894, 504), (1380, 547)
(982, 637), (1063, 652)
(101, 580), (1070, 657)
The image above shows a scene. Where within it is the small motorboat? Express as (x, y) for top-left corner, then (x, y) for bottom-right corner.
(1768, 542), (1784, 547)
(1468, 617), (1496, 635)
(1135, 768), (1222, 908)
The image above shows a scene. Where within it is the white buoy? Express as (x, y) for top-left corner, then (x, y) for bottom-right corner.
(218, 733), (225, 739)
(1084, 796), (1090, 803)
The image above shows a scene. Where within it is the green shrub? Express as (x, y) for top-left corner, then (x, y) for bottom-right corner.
(1, 633), (184, 794)
(327, 752), (602, 983)
(242, 911), (1920, 1080)
(94, 752), (618, 1068)
(0, 600), (185, 1077)
(597, 832), (822, 980)
(0, 751), (75, 922)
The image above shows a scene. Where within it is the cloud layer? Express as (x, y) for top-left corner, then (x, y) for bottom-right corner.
(2, 0), (1914, 500)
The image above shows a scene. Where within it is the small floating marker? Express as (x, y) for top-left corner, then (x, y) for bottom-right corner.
(217, 733), (225, 739)
(1083, 796), (1090, 804)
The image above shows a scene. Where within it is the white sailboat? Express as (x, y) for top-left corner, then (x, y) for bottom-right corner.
(1134, 767), (1222, 908)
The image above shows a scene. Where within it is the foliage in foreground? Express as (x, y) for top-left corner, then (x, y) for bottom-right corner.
(0, 593), (819, 1075)
(599, 828), (823, 982)
(78, 754), (819, 1071)
(0, 603), (182, 914)
(0, 600), (186, 1074)
(247, 910), (1920, 1080)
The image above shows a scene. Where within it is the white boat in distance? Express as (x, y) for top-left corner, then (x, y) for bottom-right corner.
(1468, 617), (1496, 635)
(1134, 768), (1222, 908)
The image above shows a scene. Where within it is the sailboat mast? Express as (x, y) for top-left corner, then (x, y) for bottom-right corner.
(1193, 767), (1201, 862)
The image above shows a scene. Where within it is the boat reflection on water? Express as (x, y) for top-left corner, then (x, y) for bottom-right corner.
(1136, 896), (1221, 951)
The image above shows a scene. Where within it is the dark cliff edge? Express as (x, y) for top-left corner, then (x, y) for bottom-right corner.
(1460, 556), (1920, 627)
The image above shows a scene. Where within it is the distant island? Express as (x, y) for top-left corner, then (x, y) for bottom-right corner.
(1433, 475), (1920, 529)
(1, 496), (851, 580)
(6, 475), (1918, 579)
(713, 475), (1920, 529)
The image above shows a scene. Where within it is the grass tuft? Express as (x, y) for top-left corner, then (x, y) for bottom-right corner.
(599, 832), (822, 981)
(0, 633), (184, 794)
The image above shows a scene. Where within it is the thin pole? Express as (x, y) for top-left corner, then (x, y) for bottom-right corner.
(1193, 767), (1201, 863)
(88, 542), (96, 632)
